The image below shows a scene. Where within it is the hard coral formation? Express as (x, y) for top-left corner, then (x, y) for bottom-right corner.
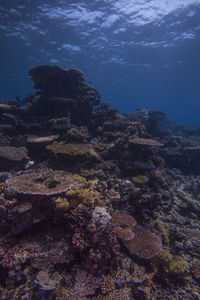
(128, 137), (163, 147)
(28, 64), (101, 124)
(152, 250), (189, 274)
(0, 65), (200, 298)
(35, 270), (62, 291)
(124, 226), (163, 259)
(5, 169), (77, 196)
(46, 142), (98, 159)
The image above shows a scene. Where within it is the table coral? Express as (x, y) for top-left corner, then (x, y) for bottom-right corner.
(46, 143), (99, 159)
(124, 225), (163, 259)
(112, 210), (137, 228)
(5, 169), (77, 196)
(0, 146), (27, 161)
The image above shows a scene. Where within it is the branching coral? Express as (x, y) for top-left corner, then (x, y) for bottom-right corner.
(56, 173), (101, 208)
(100, 275), (115, 294)
(56, 269), (101, 299)
(68, 206), (122, 274)
(152, 250), (188, 274)
(154, 219), (169, 244)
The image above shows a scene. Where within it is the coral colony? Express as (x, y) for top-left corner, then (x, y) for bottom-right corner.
(0, 64), (200, 299)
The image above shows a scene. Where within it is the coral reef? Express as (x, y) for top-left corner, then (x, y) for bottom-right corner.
(0, 65), (200, 298)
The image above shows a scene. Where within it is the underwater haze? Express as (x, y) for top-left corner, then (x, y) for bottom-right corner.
(0, 0), (200, 126)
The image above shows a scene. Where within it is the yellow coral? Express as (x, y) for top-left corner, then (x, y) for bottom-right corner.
(101, 275), (115, 294)
(66, 187), (100, 207)
(80, 168), (104, 179)
(152, 250), (188, 274)
(46, 143), (99, 158)
(53, 173), (101, 208)
(169, 256), (188, 274)
(53, 197), (71, 210)
(154, 219), (169, 243)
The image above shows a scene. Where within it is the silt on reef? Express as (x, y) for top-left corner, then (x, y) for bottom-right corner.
(0, 65), (200, 299)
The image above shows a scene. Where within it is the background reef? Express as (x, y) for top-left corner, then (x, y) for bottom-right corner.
(0, 65), (200, 299)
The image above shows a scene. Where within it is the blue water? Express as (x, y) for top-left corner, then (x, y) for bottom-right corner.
(0, 0), (200, 126)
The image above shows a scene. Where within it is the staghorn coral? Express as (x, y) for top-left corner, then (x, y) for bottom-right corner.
(5, 169), (77, 196)
(124, 226), (163, 259)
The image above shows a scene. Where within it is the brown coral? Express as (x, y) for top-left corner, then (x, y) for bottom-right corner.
(0, 146), (27, 161)
(46, 143), (98, 159)
(5, 169), (77, 196)
(114, 227), (135, 242)
(124, 226), (163, 259)
(128, 137), (163, 147)
(112, 210), (136, 228)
